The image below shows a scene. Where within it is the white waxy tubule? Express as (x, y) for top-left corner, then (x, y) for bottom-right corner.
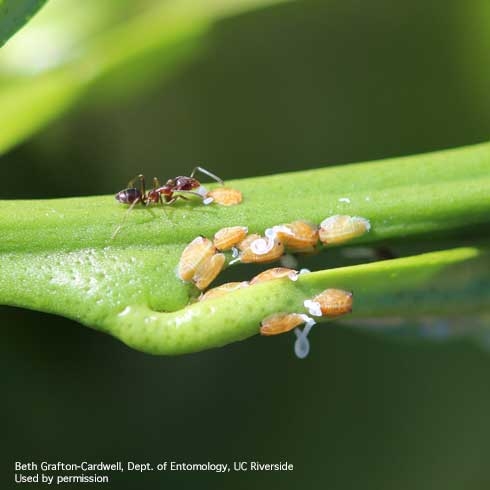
(239, 235), (284, 263)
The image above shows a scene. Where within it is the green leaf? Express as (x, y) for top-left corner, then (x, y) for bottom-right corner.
(1, 142), (489, 354)
(0, 0), (47, 47)
(0, 0), (289, 155)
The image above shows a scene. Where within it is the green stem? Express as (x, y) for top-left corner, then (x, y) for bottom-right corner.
(113, 246), (490, 355)
(1, 142), (489, 354)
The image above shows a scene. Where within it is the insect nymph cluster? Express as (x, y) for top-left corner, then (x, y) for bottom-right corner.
(177, 215), (370, 359)
(114, 166), (370, 359)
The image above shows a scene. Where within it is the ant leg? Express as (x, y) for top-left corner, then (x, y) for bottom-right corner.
(127, 174), (146, 193)
(162, 195), (178, 205)
(176, 191), (216, 205)
(145, 176), (162, 207)
(111, 197), (141, 240)
(190, 166), (224, 185)
(176, 191), (215, 206)
(127, 174), (147, 205)
(156, 193), (174, 224)
(158, 192), (175, 208)
(178, 191), (205, 199)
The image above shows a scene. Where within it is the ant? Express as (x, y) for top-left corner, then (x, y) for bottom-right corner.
(112, 166), (223, 239)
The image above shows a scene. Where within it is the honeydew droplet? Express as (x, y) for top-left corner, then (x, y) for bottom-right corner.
(264, 227), (277, 239)
(294, 318), (315, 359)
(196, 185), (208, 196)
(304, 299), (322, 317)
(294, 331), (310, 359)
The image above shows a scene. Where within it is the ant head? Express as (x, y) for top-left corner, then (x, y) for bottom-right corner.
(187, 177), (201, 189)
(174, 176), (200, 190)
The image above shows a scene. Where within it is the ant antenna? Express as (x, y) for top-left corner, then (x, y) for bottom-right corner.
(190, 166), (224, 185)
(149, 176), (175, 225)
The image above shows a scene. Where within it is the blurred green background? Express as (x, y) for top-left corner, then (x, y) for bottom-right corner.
(2, 0), (490, 488)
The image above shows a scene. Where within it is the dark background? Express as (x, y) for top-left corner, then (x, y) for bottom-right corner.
(2, 1), (490, 488)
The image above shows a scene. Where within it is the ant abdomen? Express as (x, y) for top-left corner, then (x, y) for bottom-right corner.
(115, 188), (141, 205)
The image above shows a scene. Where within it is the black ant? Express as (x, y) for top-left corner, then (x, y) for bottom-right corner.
(112, 166), (223, 238)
